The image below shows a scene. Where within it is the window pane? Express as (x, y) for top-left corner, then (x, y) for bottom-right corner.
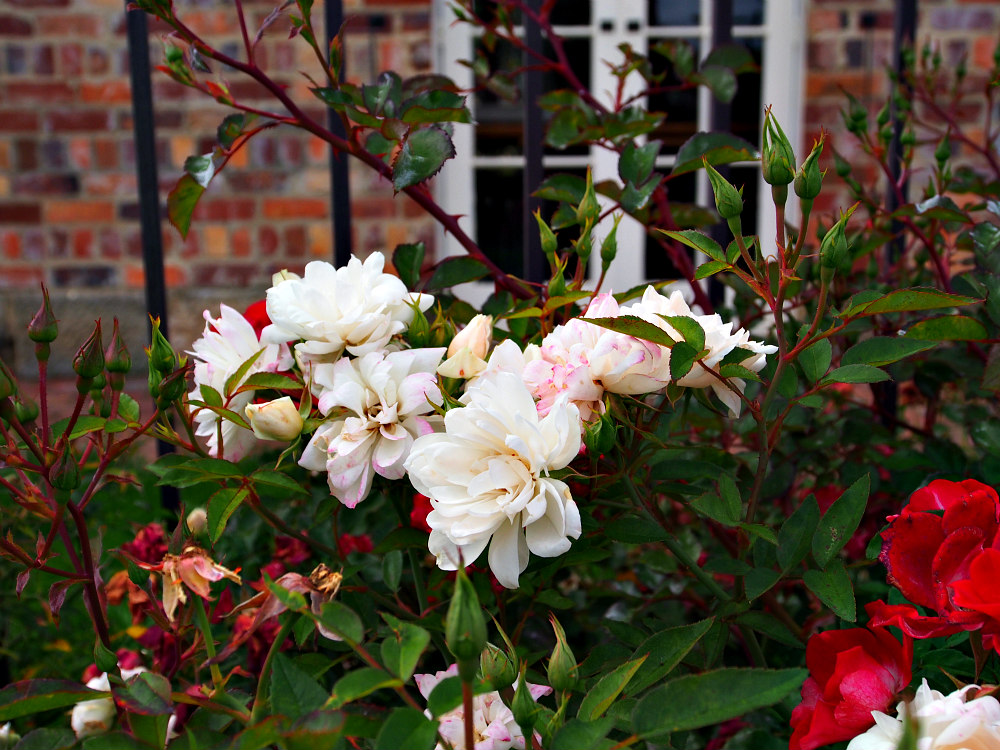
(475, 167), (524, 277)
(648, 0), (700, 26)
(731, 37), (762, 148)
(734, 0), (765, 26)
(470, 1), (590, 27)
(729, 165), (759, 238)
(647, 39), (700, 153)
(645, 172), (696, 280)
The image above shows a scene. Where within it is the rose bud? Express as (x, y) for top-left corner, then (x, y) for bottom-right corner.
(245, 396), (303, 441)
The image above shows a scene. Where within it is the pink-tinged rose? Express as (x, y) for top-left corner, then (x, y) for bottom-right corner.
(789, 627), (912, 750)
(879, 479), (999, 631)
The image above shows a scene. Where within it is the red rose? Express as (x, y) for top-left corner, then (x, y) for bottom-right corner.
(878, 478), (999, 633)
(789, 627), (911, 750)
(410, 493), (432, 533)
(243, 299), (271, 339)
(339, 533), (373, 555)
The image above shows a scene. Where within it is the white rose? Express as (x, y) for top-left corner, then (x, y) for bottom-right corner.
(71, 667), (148, 739)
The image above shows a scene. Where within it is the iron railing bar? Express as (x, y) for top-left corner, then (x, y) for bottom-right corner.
(522, 0), (546, 283)
(325, 0), (353, 267)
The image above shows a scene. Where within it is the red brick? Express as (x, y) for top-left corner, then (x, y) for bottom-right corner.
(926, 8), (996, 30)
(45, 14), (101, 37)
(80, 81), (132, 104)
(59, 44), (83, 76)
(73, 229), (94, 259)
(194, 199), (258, 221)
(45, 200), (114, 223)
(6, 82), (75, 103)
(46, 110), (113, 132)
(13, 174), (79, 196)
(0, 266), (44, 287)
(93, 140), (118, 169)
(0, 110), (39, 132)
(263, 198), (329, 219)
(1, 231), (22, 260)
(259, 226), (279, 256)
(231, 228), (252, 257)
(354, 198), (395, 218)
(0, 15), (32, 36)
(7, 0), (70, 6)
(0, 203), (41, 223)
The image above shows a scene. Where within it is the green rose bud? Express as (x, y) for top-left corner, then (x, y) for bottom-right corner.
(49, 445), (80, 492)
(147, 316), (177, 376)
(27, 284), (58, 344)
(705, 161), (744, 221)
(0, 358), (16, 401)
(481, 643), (517, 691)
(934, 135), (951, 168)
(534, 210), (558, 261)
(73, 321), (105, 381)
(794, 136), (825, 201)
(762, 109), (795, 187)
(546, 615), (579, 693)
(406, 305), (431, 349)
(582, 409), (616, 456)
(156, 366), (188, 409)
(14, 395), (39, 424)
(819, 204), (858, 283)
(510, 664), (541, 738)
(105, 318), (131, 375)
(576, 168), (600, 226)
(600, 214), (622, 272)
(445, 569), (487, 682)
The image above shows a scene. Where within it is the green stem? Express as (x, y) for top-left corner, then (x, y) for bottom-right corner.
(192, 595), (225, 690)
(250, 617), (294, 724)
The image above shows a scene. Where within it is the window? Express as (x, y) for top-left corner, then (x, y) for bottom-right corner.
(434, 0), (805, 302)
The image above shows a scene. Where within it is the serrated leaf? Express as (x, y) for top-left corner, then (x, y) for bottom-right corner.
(379, 614), (430, 682)
(694, 260), (729, 280)
(691, 65), (737, 103)
(400, 90), (471, 124)
(662, 315), (706, 352)
(669, 341), (699, 381)
(373, 707), (438, 750)
(660, 229), (725, 262)
(393, 242), (425, 289)
(620, 140), (661, 184)
(224, 349), (265, 397)
(605, 517), (668, 543)
(112, 672), (173, 716)
(719, 363), (762, 382)
(632, 668), (806, 737)
(905, 315), (988, 341)
(627, 619), (713, 695)
(777, 495), (820, 571)
(119, 393), (140, 422)
(328, 668), (401, 709)
(0, 679), (99, 721)
(841, 337), (935, 367)
(207, 487), (248, 543)
(799, 338), (832, 383)
(167, 173), (205, 239)
(842, 287), (977, 317)
(237, 372), (300, 392)
(578, 656), (647, 721)
(362, 71), (402, 117)
(691, 490), (739, 526)
(318, 602), (364, 644)
(744, 567), (781, 601)
(250, 469), (309, 497)
(551, 718), (617, 750)
(803, 561), (856, 621)
(15, 728), (77, 750)
(671, 132), (757, 176)
(812, 475), (870, 569)
(425, 256), (488, 290)
(270, 653), (328, 719)
(584, 315), (676, 348)
(392, 126), (455, 191)
(820, 364), (890, 385)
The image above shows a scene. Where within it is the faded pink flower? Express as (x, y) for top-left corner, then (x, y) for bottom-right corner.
(138, 545), (242, 622)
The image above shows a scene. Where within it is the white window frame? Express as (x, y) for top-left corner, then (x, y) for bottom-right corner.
(433, 0), (805, 304)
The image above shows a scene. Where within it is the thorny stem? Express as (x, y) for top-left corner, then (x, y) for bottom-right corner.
(66, 501), (112, 650)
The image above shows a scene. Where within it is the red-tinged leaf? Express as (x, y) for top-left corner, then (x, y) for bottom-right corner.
(16, 570), (29, 598)
(112, 673), (173, 716)
(167, 173), (205, 239)
(0, 679), (101, 721)
(49, 580), (75, 620)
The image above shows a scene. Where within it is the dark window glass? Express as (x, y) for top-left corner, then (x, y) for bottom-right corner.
(645, 171), (696, 280)
(734, 0), (765, 26)
(648, 0), (700, 26)
(471, 1), (589, 27)
(647, 38), (700, 153)
(731, 37), (762, 148)
(475, 167), (524, 277)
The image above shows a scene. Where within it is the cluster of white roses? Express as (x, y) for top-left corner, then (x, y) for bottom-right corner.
(188, 251), (775, 588)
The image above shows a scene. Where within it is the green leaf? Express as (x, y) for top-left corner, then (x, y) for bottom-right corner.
(719, 363), (763, 382)
(578, 656), (648, 721)
(585, 315), (676, 348)
(798, 338), (832, 383)
(425, 676), (496, 719)
(373, 707), (438, 750)
(551, 718), (617, 750)
(841, 337), (936, 367)
(812, 475), (870, 569)
(740, 523), (778, 545)
(362, 71), (402, 117)
(735, 612), (805, 649)
(631, 668), (807, 737)
(112, 672), (173, 716)
(660, 229), (725, 262)
(669, 341), (700, 381)
(605, 517), (668, 543)
(744, 567), (781, 601)
(237, 372), (300, 392)
(671, 132), (757, 176)
(841, 287), (978, 317)
(167, 173), (205, 239)
(250, 469), (309, 497)
(400, 90), (471, 124)
(905, 315), (988, 341)
(328, 668), (402, 709)
(81, 731), (147, 749)
(662, 315), (706, 352)
(534, 173), (586, 203)
(627, 619), (714, 695)
(318, 601), (364, 644)
(207, 487), (248, 543)
(379, 614), (430, 682)
(777, 495), (820, 571)
(157, 458), (242, 488)
(270, 653), (329, 719)
(382, 550), (403, 592)
(620, 140), (661, 184)
(694, 260), (729, 280)
(15, 728), (77, 750)
(820, 364), (890, 385)
(393, 242), (425, 289)
(392, 126), (455, 191)
(199, 385), (223, 408)
(425, 256), (488, 290)
(691, 488), (740, 526)
(50, 415), (105, 441)
(690, 65), (737, 103)
(118, 393), (140, 423)
(803, 560), (856, 621)
(223, 349), (265, 397)
(0, 679), (99, 721)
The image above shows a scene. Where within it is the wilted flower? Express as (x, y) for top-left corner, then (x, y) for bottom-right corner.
(245, 395), (304, 441)
(415, 663), (551, 750)
(138, 545), (242, 622)
(188, 305), (293, 460)
(623, 287), (776, 416)
(300, 348), (445, 507)
(846, 679), (1000, 750)
(404, 344), (583, 588)
(262, 253), (434, 361)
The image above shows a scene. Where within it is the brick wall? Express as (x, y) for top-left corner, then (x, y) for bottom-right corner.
(2, 0), (998, 371)
(0, 0), (436, 364)
(804, 0), (1000, 217)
